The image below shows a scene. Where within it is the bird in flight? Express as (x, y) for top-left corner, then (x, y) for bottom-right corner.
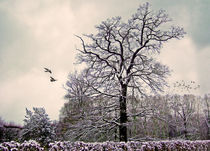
(44, 68), (52, 74)
(50, 76), (57, 82)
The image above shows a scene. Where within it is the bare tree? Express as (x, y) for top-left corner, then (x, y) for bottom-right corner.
(61, 73), (207, 141)
(169, 94), (200, 139)
(61, 71), (119, 141)
(76, 3), (185, 141)
(64, 71), (92, 105)
(202, 94), (210, 139)
(203, 94), (210, 121)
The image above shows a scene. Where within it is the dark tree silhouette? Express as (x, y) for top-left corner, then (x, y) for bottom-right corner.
(76, 3), (185, 141)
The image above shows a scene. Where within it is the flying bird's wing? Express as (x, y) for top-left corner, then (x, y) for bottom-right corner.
(44, 68), (52, 74)
(50, 76), (57, 82)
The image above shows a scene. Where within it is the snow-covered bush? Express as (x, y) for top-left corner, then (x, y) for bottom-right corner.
(1, 140), (209, 150)
(48, 140), (210, 151)
(138, 140), (209, 151)
(20, 140), (44, 150)
(49, 141), (132, 151)
(20, 107), (56, 147)
(0, 140), (43, 150)
(0, 141), (20, 151)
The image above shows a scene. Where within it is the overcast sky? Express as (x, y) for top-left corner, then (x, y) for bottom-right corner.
(0, 0), (209, 125)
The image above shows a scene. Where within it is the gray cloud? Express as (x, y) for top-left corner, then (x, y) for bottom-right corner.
(0, 10), (18, 49)
(0, 9), (41, 81)
(197, 46), (210, 94)
(146, 0), (210, 49)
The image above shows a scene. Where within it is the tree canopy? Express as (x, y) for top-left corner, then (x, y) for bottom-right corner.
(76, 2), (185, 141)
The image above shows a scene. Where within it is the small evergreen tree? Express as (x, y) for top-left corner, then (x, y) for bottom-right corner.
(20, 107), (55, 147)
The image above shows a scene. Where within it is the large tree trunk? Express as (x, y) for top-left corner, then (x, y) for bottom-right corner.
(119, 84), (128, 142)
(182, 108), (188, 139)
(183, 120), (188, 139)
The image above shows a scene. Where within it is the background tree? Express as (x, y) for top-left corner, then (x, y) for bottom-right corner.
(200, 94), (210, 139)
(126, 94), (206, 140)
(20, 107), (56, 147)
(76, 2), (185, 141)
(0, 117), (22, 142)
(60, 71), (119, 141)
(169, 94), (199, 139)
(166, 80), (204, 139)
(60, 77), (209, 141)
